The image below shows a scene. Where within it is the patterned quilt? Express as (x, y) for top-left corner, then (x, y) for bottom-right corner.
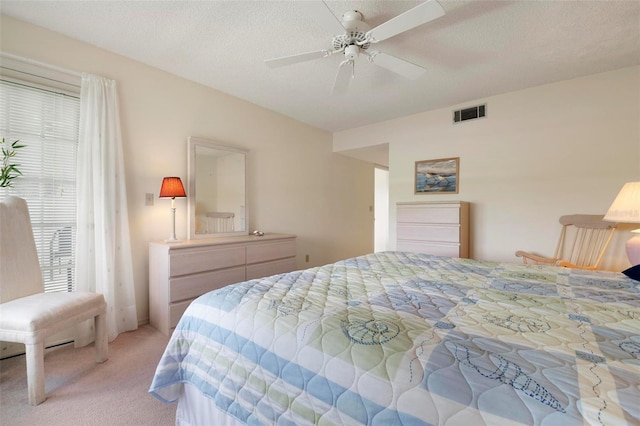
(149, 252), (640, 425)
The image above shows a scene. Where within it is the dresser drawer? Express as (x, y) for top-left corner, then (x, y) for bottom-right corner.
(246, 239), (296, 264)
(397, 206), (460, 224)
(397, 240), (461, 257)
(169, 265), (246, 302)
(169, 244), (245, 277)
(397, 224), (460, 243)
(169, 300), (192, 330)
(247, 257), (297, 281)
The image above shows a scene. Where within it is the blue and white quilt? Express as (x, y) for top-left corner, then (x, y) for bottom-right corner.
(149, 252), (640, 425)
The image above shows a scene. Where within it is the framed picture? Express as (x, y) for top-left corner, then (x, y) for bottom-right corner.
(415, 157), (459, 194)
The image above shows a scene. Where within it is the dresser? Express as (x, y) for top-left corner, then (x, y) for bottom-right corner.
(396, 201), (469, 258)
(149, 233), (296, 336)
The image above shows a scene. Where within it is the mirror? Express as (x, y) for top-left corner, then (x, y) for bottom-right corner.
(187, 137), (248, 239)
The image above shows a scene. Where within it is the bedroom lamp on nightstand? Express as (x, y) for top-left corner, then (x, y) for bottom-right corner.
(604, 181), (640, 266)
(159, 176), (186, 243)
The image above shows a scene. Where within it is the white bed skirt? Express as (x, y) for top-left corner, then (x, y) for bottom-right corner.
(175, 382), (244, 426)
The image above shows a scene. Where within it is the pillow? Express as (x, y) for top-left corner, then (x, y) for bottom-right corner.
(622, 264), (640, 281)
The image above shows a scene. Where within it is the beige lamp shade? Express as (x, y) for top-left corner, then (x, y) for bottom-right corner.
(604, 181), (640, 266)
(604, 181), (640, 223)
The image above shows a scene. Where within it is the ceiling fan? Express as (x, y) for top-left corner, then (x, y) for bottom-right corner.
(264, 0), (445, 95)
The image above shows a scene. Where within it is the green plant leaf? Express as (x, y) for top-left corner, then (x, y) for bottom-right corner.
(0, 138), (25, 188)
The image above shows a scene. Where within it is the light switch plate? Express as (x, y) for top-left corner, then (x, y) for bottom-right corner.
(145, 193), (154, 206)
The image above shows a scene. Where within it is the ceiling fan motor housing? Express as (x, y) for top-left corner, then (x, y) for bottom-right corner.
(332, 10), (371, 51)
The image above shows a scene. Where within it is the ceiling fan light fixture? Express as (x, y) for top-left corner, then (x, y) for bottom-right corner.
(264, 0), (445, 94)
(344, 44), (360, 61)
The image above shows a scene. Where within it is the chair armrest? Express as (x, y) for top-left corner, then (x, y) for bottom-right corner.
(556, 260), (597, 270)
(515, 250), (557, 265)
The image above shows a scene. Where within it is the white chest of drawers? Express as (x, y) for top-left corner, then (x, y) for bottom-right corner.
(149, 233), (296, 336)
(396, 201), (469, 258)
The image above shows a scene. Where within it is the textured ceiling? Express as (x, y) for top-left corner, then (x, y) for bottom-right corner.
(1, 0), (639, 133)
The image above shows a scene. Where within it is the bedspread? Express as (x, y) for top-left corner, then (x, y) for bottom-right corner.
(149, 252), (640, 425)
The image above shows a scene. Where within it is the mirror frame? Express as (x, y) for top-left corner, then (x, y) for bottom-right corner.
(187, 136), (249, 239)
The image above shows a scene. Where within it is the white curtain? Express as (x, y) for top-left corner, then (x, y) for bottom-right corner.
(75, 73), (137, 345)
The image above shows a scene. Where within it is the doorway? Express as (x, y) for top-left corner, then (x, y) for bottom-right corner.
(374, 166), (389, 252)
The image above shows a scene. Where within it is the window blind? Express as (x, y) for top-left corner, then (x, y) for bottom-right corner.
(0, 79), (80, 293)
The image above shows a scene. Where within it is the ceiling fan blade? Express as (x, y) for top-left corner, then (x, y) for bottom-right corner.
(366, 0), (445, 43)
(299, 1), (346, 36)
(332, 60), (353, 95)
(265, 50), (331, 68)
(367, 51), (426, 79)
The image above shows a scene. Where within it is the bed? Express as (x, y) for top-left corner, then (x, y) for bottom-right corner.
(149, 251), (640, 425)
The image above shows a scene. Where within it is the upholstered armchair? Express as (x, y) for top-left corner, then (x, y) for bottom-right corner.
(0, 196), (108, 405)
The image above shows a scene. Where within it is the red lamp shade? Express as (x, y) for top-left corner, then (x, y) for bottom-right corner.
(159, 177), (186, 198)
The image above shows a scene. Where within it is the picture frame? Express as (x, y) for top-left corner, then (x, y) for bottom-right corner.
(415, 157), (459, 194)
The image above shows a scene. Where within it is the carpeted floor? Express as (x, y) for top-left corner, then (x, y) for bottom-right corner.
(0, 325), (177, 426)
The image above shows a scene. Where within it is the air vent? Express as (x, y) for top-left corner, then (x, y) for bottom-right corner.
(453, 104), (486, 124)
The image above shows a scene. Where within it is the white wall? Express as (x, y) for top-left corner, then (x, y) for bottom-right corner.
(1, 15), (375, 325)
(335, 66), (640, 271)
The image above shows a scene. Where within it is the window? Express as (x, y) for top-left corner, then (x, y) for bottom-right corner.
(0, 77), (80, 292)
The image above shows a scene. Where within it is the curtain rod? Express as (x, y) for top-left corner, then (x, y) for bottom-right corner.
(1, 52), (82, 78)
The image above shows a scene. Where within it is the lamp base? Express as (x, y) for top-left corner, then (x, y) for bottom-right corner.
(626, 233), (640, 266)
(165, 205), (180, 243)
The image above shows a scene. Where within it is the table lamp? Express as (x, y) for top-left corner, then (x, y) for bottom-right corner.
(603, 181), (640, 266)
(159, 177), (186, 242)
